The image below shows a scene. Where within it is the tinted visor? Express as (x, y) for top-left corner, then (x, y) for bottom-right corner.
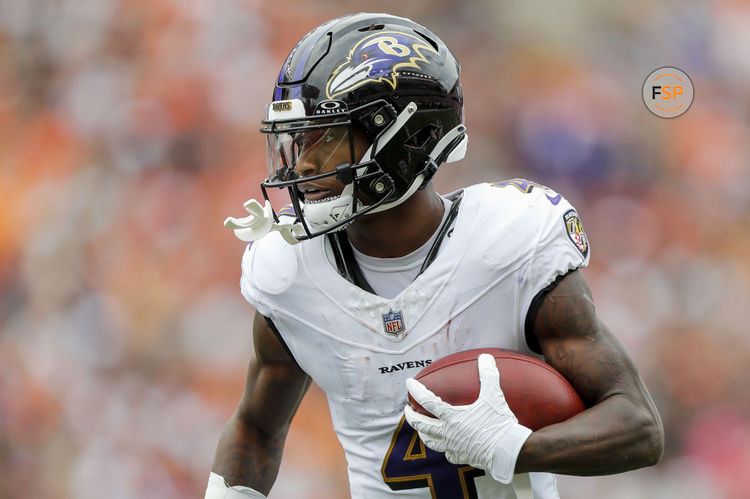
(263, 118), (355, 186)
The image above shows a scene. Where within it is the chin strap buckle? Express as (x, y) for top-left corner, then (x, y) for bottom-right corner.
(335, 162), (355, 184)
(223, 199), (301, 245)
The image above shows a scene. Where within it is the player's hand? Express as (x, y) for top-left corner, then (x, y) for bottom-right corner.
(404, 353), (532, 484)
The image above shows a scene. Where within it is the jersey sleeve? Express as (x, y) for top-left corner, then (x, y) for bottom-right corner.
(240, 243), (273, 317)
(516, 192), (591, 352)
(239, 230), (301, 318)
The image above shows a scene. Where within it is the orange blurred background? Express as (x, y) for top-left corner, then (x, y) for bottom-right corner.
(2, 1), (749, 498)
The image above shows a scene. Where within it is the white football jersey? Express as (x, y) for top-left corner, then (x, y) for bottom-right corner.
(240, 181), (590, 499)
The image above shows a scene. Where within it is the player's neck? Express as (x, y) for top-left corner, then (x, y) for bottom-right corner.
(346, 186), (445, 258)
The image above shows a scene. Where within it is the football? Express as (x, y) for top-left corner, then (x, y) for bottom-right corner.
(408, 348), (585, 431)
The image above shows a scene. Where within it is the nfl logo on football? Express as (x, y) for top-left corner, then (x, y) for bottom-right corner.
(382, 310), (405, 336)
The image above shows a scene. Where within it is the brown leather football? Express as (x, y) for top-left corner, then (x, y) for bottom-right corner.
(408, 348), (585, 431)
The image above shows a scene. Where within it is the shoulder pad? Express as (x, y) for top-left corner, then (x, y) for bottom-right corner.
(242, 231), (299, 296)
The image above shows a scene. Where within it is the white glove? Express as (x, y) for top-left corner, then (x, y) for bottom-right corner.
(404, 353), (532, 484)
(205, 472), (266, 498)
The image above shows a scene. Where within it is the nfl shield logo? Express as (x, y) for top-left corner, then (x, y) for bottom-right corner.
(382, 310), (405, 336)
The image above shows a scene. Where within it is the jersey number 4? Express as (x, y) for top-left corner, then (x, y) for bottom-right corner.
(381, 416), (484, 498)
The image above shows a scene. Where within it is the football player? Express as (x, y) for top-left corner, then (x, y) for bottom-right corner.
(206, 12), (663, 499)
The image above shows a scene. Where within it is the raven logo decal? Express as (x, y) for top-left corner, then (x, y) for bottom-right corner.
(325, 31), (438, 99)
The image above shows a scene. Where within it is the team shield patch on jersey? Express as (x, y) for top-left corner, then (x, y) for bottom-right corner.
(382, 309), (406, 336)
(563, 209), (589, 257)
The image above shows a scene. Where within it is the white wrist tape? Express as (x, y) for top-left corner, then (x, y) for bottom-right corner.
(205, 472), (266, 499)
(489, 423), (532, 483)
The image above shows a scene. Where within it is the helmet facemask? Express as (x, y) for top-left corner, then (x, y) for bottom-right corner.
(259, 97), (467, 241)
(260, 99), (399, 240)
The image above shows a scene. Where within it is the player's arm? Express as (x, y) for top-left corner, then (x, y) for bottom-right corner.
(515, 269), (664, 475)
(405, 269), (663, 483)
(208, 311), (311, 495)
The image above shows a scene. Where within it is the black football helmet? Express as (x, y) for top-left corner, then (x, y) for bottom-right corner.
(257, 12), (466, 241)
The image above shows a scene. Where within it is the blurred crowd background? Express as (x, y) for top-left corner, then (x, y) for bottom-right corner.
(1, 0), (749, 497)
